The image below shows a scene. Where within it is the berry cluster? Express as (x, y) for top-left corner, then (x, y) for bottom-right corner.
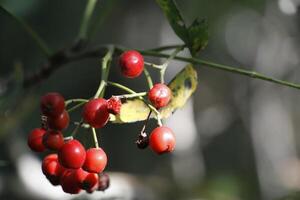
(27, 50), (176, 194)
(28, 93), (109, 194)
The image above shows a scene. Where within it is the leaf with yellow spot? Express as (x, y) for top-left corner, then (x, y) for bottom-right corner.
(109, 64), (198, 123)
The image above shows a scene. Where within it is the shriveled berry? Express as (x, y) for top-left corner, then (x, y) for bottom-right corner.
(119, 50), (144, 78)
(136, 133), (149, 149)
(148, 83), (171, 109)
(40, 92), (65, 117)
(60, 170), (81, 194)
(43, 130), (64, 150)
(97, 173), (110, 191)
(83, 148), (107, 173)
(47, 110), (69, 130)
(58, 139), (86, 169)
(107, 96), (122, 115)
(82, 98), (110, 128)
(149, 126), (175, 154)
(27, 128), (46, 152)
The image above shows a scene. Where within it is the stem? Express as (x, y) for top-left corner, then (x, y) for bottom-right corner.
(143, 67), (153, 89)
(144, 62), (163, 69)
(94, 46), (114, 98)
(78, 0), (98, 40)
(65, 98), (88, 106)
(148, 44), (186, 52)
(0, 6), (51, 57)
(71, 120), (83, 137)
(136, 49), (300, 90)
(67, 102), (86, 113)
(91, 128), (99, 148)
(114, 92), (147, 99)
(107, 81), (162, 122)
(159, 46), (184, 83)
(141, 111), (152, 134)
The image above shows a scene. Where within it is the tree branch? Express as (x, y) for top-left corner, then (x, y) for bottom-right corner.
(22, 44), (300, 90)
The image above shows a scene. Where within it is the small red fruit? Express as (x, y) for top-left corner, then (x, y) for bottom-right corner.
(82, 98), (110, 128)
(58, 139), (86, 169)
(98, 173), (110, 191)
(107, 96), (122, 115)
(27, 128), (46, 152)
(149, 126), (176, 154)
(74, 168), (99, 193)
(42, 154), (64, 185)
(83, 148), (107, 173)
(119, 50), (144, 78)
(41, 92), (65, 117)
(60, 170), (81, 194)
(43, 130), (64, 150)
(47, 110), (70, 130)
(148, 83), (171, 109)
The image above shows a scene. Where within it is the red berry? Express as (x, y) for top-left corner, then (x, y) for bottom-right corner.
(74, 168), (99, 193)
(42, 154), (65, 185)
(149, 126), (175, 154)
(148, 84), (172, 109)
(82, 98), (110, 128)
(83, 148), (107, 173)
(27, 128), (46, 152)
(58, 139), (86, 169)
(41, 92), (65, 117)
(97, 173), (110, 191)
(43, 130), (64, 150)
(107, 96), (122, 115)
(119, 50), (144, 78)
(60, 170), (81, 194)
(47, 110), (70, 130)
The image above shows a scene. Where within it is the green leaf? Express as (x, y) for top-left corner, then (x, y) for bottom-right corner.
(187, 18), (209, 55)
(155, 0), (208, 55)
(110, 64), (198, 123)
(155, 0), (189, 43)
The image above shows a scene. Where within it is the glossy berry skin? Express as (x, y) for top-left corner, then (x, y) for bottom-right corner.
(148, 84), (172, 109)
(119, 50), (144, 78)
(60, 170), (81, 194)
(43, 130), (64, 150)
(82, 98), (110, 128)
(74, 168), (99, 193)
(42, 154), (65, 185)
(83, 148), (107, 173)
(107, 96), (122, 115)
(27, 128), (46, 152)
(98, 173), (110, 191)
(40, 92), (65, 117)
(58, 139), (86, 169)
(149, 126), (175, 154)
(47, 110), (70, 130)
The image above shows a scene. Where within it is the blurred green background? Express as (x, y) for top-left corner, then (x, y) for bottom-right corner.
(1, 0), (300, 199)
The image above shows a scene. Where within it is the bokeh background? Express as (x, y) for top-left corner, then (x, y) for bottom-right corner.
(1, 0), (300, 199)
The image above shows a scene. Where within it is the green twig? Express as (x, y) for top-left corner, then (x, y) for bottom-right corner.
(135, 48), (300, 90)
(65, 98), (88, 106)
(94, 46), (114, 98)
(0, 6), (51, 57)
(143, 67), (153, 88)
(159, 46), (184, 83)
(67, 102), (86, 113)
(78, 0), (98, 40)
(114, 92), (147, 99)
(91, 128), (99, 148)
(148, 44), (186, 52)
